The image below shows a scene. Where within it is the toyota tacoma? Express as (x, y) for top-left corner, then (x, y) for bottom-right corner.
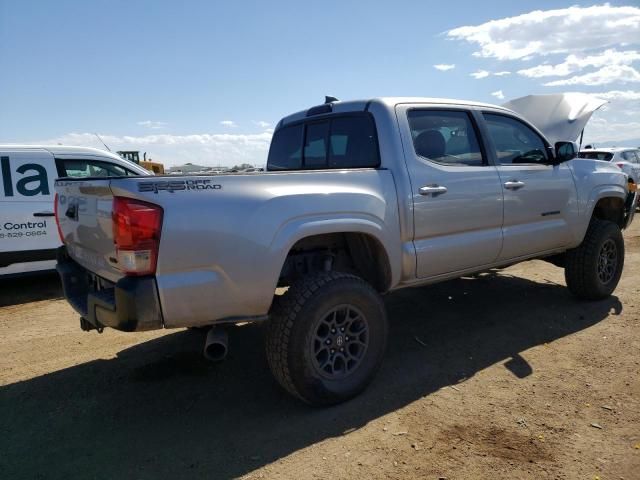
(54, 94), (637, 405)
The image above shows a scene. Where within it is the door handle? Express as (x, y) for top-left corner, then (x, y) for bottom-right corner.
(419, 185), (448, 196)
(33, 211), (55, 217)
(504, 180), (525, 190)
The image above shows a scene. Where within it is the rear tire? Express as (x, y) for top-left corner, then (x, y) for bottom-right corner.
(565, 219), (624, 300)
(266, 272), (387, 406)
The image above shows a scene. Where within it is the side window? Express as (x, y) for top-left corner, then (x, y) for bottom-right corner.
(623, 151), (639, 163)
(61, 160), (129, 178)
(407, 110), (484, 166)
(483, 113), (548, 165)
(267, 124), (303, 170)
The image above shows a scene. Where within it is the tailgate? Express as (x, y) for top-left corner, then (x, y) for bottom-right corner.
(55, 179), (122, 282)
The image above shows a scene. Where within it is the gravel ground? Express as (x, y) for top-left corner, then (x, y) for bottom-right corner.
(1, 223), (639, 479)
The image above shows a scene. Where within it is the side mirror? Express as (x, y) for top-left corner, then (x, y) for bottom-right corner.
(554, 141), (578, 163)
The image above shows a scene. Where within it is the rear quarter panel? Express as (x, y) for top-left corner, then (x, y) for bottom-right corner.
(115, 170), (402, 327)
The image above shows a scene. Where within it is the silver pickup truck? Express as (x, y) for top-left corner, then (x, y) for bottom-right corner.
(55, 95), (637, 405)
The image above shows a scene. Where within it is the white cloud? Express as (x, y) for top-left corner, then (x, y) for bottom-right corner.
(220, 120), (237, 128)
(583, 116), (640, 144)
(433, 64), (455, 71)
(518, 49), (640, 78)
(491, 90), (505, 100)
(591, 90), (640, 101)
(494, 71), (511, 76)
(137, 120), (167, 130)
(544, 64), (640, 86)
(253, 120), (271, 128)
(36, 131), (272, 168)
(470, 70), (490, 79)
(447, 4), (640, 61)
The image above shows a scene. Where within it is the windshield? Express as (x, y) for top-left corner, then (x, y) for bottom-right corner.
(578, 151), (613, 161)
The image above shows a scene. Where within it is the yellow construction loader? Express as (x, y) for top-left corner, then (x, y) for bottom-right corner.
(117, 151), (165, 174)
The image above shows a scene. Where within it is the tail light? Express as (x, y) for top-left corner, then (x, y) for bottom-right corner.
(54, 193), (65, 243)
(616, 163), (625, 169)
(112, 197), (163, 276)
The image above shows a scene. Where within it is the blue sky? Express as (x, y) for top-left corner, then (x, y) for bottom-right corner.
(1, 1), (638, 166)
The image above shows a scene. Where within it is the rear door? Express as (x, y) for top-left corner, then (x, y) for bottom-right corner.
(0, 148), (59, 274)
(480, 112), (577, 260)
(396, 104), (504, 278)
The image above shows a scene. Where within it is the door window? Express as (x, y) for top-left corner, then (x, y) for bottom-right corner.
(407, 110), (485, 166)
(483, 113), (549, 165)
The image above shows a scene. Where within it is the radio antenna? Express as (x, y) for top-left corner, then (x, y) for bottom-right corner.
(94, 133), (112, 152)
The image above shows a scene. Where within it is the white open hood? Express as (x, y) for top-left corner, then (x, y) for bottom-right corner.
(501, 93), (607, 145)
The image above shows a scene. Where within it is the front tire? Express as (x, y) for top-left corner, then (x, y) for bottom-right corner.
(266, 272), (388, 406)
(565, 219), (624, 300)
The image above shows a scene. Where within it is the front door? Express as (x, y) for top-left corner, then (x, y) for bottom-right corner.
(481, 112), (577, 260)
(397, 105), (504, 278)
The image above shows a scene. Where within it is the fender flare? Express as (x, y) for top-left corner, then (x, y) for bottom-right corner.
(586, 184), (627, 219)
(266, 213), (400, 292)
(573, 185), (629, 242)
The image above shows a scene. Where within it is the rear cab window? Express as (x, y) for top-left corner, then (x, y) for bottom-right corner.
(267, 114), (380, 171)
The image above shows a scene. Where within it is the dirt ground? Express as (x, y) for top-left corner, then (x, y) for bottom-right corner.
(1, 225), (639, 480)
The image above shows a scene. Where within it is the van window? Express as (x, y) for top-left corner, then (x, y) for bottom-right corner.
(61, 160), (133, 178)
(267, 115), (379, 171)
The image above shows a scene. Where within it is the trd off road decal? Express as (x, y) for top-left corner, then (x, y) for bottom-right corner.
(1, 156), (50, 197)
(138, 179), (222, 193)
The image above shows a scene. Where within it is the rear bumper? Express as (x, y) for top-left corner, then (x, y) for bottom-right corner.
(56, 247), (164, 332)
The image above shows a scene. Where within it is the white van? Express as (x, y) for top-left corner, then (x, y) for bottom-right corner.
(0, 145), (150, 276)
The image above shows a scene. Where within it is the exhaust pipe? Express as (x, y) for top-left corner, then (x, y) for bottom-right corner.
(204, 327), (228, 362)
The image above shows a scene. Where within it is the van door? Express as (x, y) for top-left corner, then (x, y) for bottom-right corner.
(0, 148), (60, 275)
(396, 105), (504, 278)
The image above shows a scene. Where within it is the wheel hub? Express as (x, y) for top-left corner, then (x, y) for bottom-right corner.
(597, 239), (618, 285)
(311, 305), (369, 380)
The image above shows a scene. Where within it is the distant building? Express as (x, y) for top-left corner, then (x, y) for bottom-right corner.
(167, 163), (208, 174)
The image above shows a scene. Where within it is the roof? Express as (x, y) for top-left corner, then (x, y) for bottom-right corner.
(278, 97), (512, 127)
(0, 144), (120, 158)
(0, 144), (150, 175)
